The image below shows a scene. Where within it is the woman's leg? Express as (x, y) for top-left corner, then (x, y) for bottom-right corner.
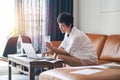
(56, 54), (82, 66)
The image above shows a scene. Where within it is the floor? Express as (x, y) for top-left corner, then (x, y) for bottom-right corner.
(0, 60), (39, 80)
(0, 74), (39, 80)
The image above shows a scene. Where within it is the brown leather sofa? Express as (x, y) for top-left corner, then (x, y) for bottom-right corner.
(39, 33), (120, 80)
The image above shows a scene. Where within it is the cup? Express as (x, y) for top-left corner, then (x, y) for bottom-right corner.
(44, 36), (51, 42)
(41, 36), (51, 53)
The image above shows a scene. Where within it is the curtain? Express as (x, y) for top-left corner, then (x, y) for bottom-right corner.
(46, 0), (73, 41)
(16, 0), (73, 53)
(16, 0), (47, 53)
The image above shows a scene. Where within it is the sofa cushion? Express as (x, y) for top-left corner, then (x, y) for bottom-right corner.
(100, 35), (120, 61)
(86, 33), (107, 58)
(39, 67), (120, 80)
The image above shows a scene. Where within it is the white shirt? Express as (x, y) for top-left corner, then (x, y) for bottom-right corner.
(59, 27), (98, 65)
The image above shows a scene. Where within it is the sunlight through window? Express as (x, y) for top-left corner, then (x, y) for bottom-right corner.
(0, 0), (15, 56)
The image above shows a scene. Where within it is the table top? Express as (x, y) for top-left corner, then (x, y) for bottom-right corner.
(8, 54), (63, 67)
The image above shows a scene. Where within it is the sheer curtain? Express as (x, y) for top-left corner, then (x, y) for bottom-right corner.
(16, 0), (47, 53)
(15, 0), (73, 52)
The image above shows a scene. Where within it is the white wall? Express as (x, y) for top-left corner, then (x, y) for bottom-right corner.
(74, 0), (120, 34)
(73, 0), (79, 27)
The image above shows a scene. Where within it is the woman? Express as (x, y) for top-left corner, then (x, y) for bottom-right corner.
(42, 12), (98, 66)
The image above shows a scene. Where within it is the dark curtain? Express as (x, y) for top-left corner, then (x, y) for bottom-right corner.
(46, 0), (73, 41)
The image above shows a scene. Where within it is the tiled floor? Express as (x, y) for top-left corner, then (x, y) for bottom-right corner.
(0, 60), (39, 80)
(0, 74), (39, 80)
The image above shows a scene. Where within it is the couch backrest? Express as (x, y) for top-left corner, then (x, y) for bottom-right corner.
(51, 34), (108, 59)
(51, 41), (62, 48)
(86, 33), (108, 58)
(100, 35), (120, 61)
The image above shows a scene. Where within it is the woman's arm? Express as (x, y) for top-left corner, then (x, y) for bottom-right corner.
(46, 42), (70, 56)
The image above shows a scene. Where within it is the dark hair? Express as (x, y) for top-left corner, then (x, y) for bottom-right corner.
(57, 12), (74, 28)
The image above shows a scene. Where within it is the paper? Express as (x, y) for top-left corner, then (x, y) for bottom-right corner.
(47, 59), (62, 63)
(71, 68), (103, 75)
(38, 58), (62, 63)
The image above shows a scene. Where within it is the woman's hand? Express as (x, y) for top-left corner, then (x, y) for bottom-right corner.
(42, 50), (54, 57)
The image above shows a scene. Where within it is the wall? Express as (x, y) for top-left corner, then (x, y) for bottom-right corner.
(73, 0), (79, 27)
(74, 0), (120, 34)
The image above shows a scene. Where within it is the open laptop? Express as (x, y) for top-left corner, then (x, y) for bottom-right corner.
(22, 43), (42, 59)
(22, 43), (56, 60)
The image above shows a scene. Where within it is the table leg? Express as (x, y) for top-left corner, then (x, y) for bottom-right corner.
(29, 66), (35, 80)
(8, 65), (11, 80)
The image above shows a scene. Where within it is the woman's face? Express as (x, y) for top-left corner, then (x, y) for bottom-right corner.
(58, 23), (70, 33)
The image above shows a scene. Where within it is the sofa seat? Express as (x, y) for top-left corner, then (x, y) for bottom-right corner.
(39, 67), (120, 80)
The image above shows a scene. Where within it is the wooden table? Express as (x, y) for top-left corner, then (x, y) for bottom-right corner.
(8, 55), (63, 80)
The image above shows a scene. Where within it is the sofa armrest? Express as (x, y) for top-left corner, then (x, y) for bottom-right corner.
(51, 41), (62, 48)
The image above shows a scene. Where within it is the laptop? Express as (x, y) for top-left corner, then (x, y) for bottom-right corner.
(22, 43), (42, 59)
(22, 43), (56, 60)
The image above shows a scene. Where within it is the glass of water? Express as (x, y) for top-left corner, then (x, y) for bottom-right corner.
(44, 36), (51, 42)
(41, 36), (51, 55)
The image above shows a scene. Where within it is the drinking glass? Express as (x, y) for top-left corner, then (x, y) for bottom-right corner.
(44, 36), (51, 42)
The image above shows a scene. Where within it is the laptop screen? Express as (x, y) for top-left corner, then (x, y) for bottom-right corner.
(22, 43), (37, 59)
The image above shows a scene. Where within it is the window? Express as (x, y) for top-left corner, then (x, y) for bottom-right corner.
(16, 0), (47, 52)
(0, 0), (15, 56)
